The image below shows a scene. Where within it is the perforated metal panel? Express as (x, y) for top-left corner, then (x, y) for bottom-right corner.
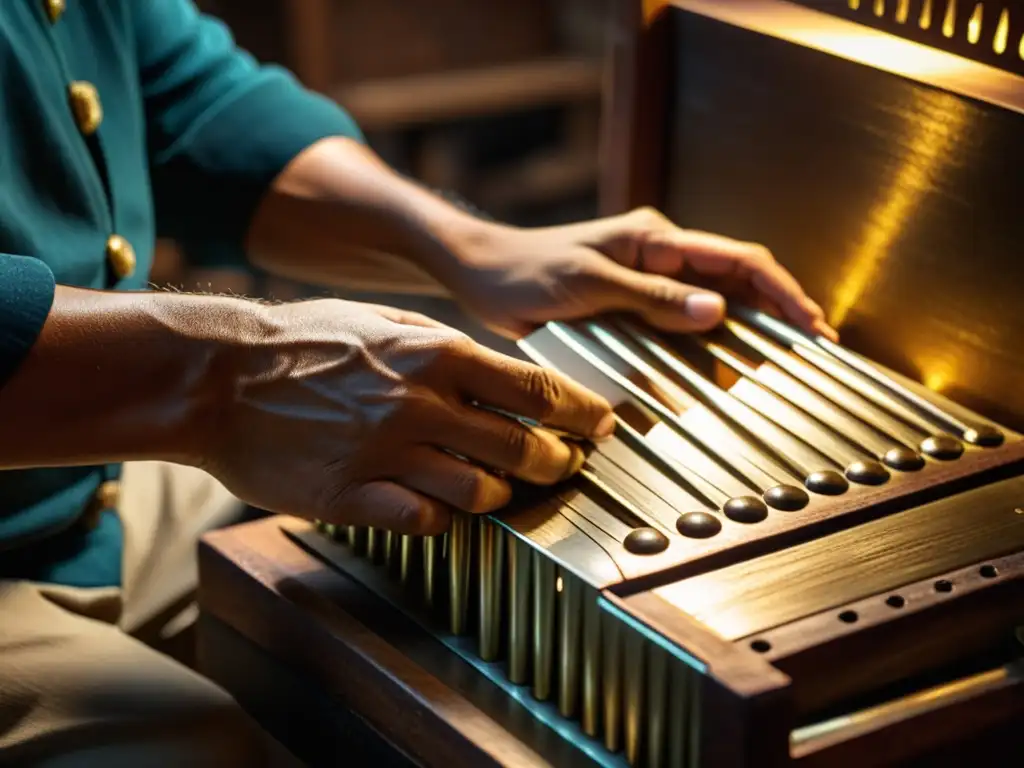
(793, 0), (1024, 74)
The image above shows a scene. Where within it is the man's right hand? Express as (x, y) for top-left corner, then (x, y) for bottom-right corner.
(202, 298), (614, 535)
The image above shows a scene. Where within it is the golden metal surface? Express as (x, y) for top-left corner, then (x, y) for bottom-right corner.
(448, 515), (473, 635)
(581, 589), (602, 737)
(507, 534), (532, 685)
(623, 628), (646, 766)
(658, 475), (1024, 640)
(422, 534), (441, 608)
(68, 81), (102, 135)
(105, 234), (136, 280)
(477, 520), (505, 661)
(44, 0), (65, 24)
(531, 553), (556, 701)
(602, 611), (624, 753)
(383, 530), (395, 571)
(645, 645), (668, 768)
(557, 571), (584, 718)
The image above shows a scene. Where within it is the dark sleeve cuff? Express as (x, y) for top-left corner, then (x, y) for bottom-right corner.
(0, 254), (56, 387)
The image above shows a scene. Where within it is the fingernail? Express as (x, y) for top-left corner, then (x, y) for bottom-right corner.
(593, 411), (616, 440)
(685, 293), (726, 324)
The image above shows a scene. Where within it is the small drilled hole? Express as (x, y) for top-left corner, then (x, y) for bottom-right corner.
(838, 610), (859, 623)
(980, 564), (999, 579)
(750, 639), (772, 653)
(886, 594), (906, 608)
(934, 579), (954, 593)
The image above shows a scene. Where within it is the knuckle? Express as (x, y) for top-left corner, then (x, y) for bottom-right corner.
(454, 466), (491, 513)
(393, 497), (430, 534)
(506, 425), (542, 474)
(748, 243), (775, 264)
(523, 367), (562, 421)
(632, 205), (665, 228)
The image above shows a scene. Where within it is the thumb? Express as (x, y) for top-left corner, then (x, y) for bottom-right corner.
(592, 261), (726, 332)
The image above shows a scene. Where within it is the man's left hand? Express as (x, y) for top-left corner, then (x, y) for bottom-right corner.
(444, 206), (837, 341)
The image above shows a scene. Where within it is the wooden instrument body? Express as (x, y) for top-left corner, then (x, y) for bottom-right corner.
(198, 2), (1024, 766)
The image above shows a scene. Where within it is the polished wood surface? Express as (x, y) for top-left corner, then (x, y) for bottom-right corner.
(656, 474), (1024, 640)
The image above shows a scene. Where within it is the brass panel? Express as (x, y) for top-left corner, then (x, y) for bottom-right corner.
(662, 3), (1024, 430)
(657, 474), (1024, 640)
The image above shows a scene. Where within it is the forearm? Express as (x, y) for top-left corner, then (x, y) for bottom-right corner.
(245, 137), (499, 293)
(0, 286), (256, 469)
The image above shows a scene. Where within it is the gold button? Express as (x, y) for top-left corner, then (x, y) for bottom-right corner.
(44, 0), (66, 23)
(106, 235), (136, 279)
(96, 480), (121, 510)
(68, 81), (102, 136)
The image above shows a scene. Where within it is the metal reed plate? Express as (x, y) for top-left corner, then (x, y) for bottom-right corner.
(284, 525), (628, 768)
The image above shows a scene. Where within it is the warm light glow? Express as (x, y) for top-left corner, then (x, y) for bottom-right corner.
(1019, 28), (1024, 58)
(921, 0), (934, 29)
(994, 8), (1010, 53)
(967, 3), (983, 43)
(942, 0), (957, 37)
(556, 576), (564, 593)
(874, 0), (886, 17)
(828, 92), (969, 329)
(849, 0), (861, 9)
(896, 0), (911, 23)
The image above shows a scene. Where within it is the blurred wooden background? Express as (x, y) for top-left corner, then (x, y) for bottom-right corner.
(153, 0), (610, 346)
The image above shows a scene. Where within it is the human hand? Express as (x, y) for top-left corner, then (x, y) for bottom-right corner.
(202, 299), (613, 535)
(442, 206), (836, 341)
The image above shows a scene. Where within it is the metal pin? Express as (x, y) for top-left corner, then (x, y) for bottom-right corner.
(448, 514), (473, 635)
(646, 645), (668, 768)
(348, 526), (367, 556)
(507, 535), (532, 685)
(478, 519), (505, 662)
(423, 534), (442, 610)
(558, 571), (584, 718)
(581, 589), (603, 738)
(612, 320), (836, 479)
(383, 530), (396, 571)
(366, 527), (383, 563)
(624, 627), (646, 766)
(547, 321), (787, 490)
(399, 535), (417, 586)
(603, 611), (624, 753)
(532, 553), (557, 701)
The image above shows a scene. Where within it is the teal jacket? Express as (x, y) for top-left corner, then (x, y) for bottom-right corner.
(0, 0), (362, 586)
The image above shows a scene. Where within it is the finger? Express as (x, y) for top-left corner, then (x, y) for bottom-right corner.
(329, 480), (451, 536)
(643, 230), (834, 336)
(397, 446), (513, 514)
(428, 405), (589, 485)
(449, 342), (615, 440)
(584, 259), (727, 333)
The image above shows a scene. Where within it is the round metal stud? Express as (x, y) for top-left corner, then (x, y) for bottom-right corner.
(963, 425), (1004, 447)
(921, 435), (964, 461)
(624, 527), (669, 555)
(883, 446), (925, 472)
(676, 511), (723, 539)
(805, 470), (849, 496)
(723, 496), (769, 524)
(763, 484), (809, 511)
(845, 460), (890, 486)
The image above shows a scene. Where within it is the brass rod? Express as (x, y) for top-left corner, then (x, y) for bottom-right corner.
(645, 645), (668, 768)
(624, 627), (646, 766)
(507, 534), (532, 685)
(581, 589), (602, 738)
(532, 553), (557, 701)
(383, 530), (396, 571)
(366, 527), (383, 563)
(477, 519), (505, 662)
(726, 318), (924, 449)
(557, 571), (584, 718)
(612, 320), (836, 479)
(547, 321), (789, 490)
(423, 534), (442, 609)
(448, 514), (473, 635)
(602, 612), (624, 753)
(399, 534), (416, 587)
